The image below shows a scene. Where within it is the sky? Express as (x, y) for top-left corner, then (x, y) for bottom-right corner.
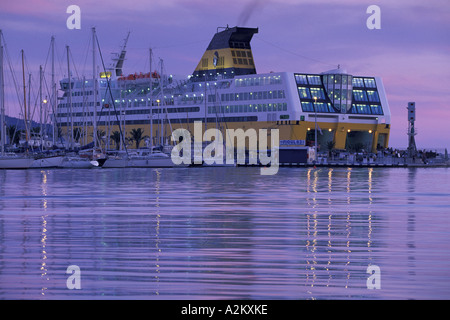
(0, 0), (449, 150)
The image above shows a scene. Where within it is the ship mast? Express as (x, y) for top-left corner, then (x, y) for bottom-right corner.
(51, 36), (56, 146)
(149, 47), (153, 152)
(0, 31), (4, 156)
(67, 45), (74, 149)
(21, 50), (29, 149)
(92, 27), (98, 149)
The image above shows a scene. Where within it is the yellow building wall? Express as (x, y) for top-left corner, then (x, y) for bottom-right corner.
(65, 119), (390, 154)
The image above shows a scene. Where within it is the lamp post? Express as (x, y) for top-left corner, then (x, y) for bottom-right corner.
(313, 96), (318, 162)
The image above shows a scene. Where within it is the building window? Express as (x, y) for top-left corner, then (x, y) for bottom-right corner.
(301, 102), (314, 112)
(364, 78), (376, 88)
(298, 87), (311, 99)
(367, 90), (380, 102)
(352, 77), (364, 87)
(370, 104), (383, 115)
(295, 74), (308, 85)
(307, 75), (321, 85)
(309, 87), (326, 100)
(353, 90), (368, 102)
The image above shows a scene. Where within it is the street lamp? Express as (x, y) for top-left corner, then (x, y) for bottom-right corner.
(313, 96), (318, 162)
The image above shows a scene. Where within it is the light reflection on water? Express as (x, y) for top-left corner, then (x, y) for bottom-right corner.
(0, 167), (449, 299)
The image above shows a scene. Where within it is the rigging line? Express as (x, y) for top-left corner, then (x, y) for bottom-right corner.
(68, 47), (81, 80)
(2, 40), (26, 117)
(253, 35), (336, 68)
(95, 33), (128, 154)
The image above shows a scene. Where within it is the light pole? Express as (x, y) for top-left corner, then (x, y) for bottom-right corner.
(313, 96), (318, 162)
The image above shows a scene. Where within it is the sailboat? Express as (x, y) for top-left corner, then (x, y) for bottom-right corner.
(0, 32), (34, 169)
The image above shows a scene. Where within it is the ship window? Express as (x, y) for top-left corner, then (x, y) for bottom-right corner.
(367, 90), (380, 102)
(364, 78), (376, 88)
(309, 87), (326, 100)
(334, 75), (341, 84)
(353, 90), (368, 102)
(301, 102), (314, 112)
(356, 104), (371, 114)
(352, 77), (364, 87)
(315, 102), (328, 113)
(295, 74), (308, 85)
(307, 75), (322, 85)
(370, 104), (383, 115)
(298, 87), (311, 99)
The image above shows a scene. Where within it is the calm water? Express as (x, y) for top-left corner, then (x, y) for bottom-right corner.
(0, 166), (449, 300)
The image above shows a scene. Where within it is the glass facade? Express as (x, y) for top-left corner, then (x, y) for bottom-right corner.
(295, 73), (384, 115)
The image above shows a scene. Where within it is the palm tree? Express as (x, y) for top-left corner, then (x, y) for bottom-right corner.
(327, 141), (335, 158)
(6, 125), (21, 146)
(130, 128), (144, 149)
(110, 131), (122, 150)
(73, 127), (83, 143)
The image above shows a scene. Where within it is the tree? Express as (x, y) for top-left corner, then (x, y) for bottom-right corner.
(73, 127), (83, 143)
(130, 128), (144, 149)
(6, 125), (21, 146)
(327, 141), (335, 158)
(110, 131), (122, 150)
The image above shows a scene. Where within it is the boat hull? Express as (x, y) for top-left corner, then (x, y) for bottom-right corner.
(0, 157), (34, 169)
(128, 157), (174, 168)
(59, 157), (95, 168)
(102, 158), (128, 168)
(30, 156), (64, 168)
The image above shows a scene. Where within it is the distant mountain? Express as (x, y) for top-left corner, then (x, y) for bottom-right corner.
(3, 115), (53, 135)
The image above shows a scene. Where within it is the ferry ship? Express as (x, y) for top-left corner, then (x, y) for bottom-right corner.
(54, 26), (391, 154)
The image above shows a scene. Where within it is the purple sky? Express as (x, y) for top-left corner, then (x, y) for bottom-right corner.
(0, 0), (449, 150)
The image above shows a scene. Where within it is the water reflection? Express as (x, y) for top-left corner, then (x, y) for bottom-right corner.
(0, 167), (449, 299)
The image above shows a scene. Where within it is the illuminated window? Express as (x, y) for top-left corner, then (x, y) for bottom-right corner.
(364, 78), (376, 88)
(353, 90), (368, 102)
(295, 74), (308, 85)
(298, 87), (311, 99)
(370, 104), (383, 115)
(307, 75), (321, 85)
(352, 77), (364, 87)
(301, 102), (314, 112)
(367, 91), (380, 102)
(309, 87), (326, 100)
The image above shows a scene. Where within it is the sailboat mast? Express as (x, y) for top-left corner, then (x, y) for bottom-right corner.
(39, 65), (43, 150)
(159, 59), (164, 146)
(21, 50), (29, 144)
(51, 36), (56, 146)
(149, 48), (153, 152)
(92, 27), (98, 149)
(67, 45), (74, 149)
(0, 32), (4, 156)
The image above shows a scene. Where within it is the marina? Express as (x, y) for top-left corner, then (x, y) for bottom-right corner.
(1, 26), (448, 171)
(0, 0), (449, 303)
